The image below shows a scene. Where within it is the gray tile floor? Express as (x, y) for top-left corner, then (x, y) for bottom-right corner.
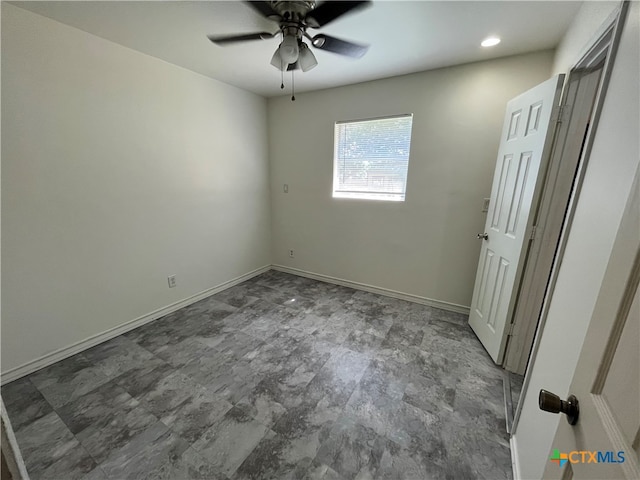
(2, 271), (512, 480)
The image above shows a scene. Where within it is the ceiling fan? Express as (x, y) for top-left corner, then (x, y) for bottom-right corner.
(207, 1), (372, 73)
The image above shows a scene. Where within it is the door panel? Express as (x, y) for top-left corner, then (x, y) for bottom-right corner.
(525, 101), (543, 135)
(469, 75), (564, 363)
(507, 110), (522, 140)
(506, 152), (532, 237)
(600, 286), (638, 454)
(476, 248), (495, 317)
(491, 154), (513, 231)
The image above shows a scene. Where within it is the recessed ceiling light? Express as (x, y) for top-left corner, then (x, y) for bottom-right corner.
(481, 37), (501, 47)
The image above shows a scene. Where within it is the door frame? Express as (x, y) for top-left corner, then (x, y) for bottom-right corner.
(0, 398), (29, 479)
(510, 0), (629, 434)
(503, 33), (612, 375)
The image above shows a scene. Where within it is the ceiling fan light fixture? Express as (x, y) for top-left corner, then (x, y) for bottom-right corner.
(298, 43), (318, 72)
(279, 34), (300, 64)
(270, 46), (286, 71)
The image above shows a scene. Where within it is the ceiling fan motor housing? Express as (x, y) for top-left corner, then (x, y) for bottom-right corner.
(271, 1), (316, 22)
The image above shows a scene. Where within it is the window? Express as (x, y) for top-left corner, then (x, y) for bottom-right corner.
(332, 114), (413, 201)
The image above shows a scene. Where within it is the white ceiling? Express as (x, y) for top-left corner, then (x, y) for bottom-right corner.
(11, 1), (582, 97)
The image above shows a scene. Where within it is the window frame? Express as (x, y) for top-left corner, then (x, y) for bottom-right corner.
(332, 113), (414, 202)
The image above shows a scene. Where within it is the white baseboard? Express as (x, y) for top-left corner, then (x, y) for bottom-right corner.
(510, 435), (521, 480)
(1, 263), (469, 384)
(0, 265), (271, 385)
(272, 265), (470, 315)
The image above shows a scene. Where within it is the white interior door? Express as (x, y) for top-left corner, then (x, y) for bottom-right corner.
(542, 167), (640, 480)
(469, 75), (564, 363)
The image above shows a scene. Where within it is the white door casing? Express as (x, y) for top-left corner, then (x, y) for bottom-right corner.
(504, 62), (606, 375)
(469, 75), (564, 363)
(543, 164), (640, 480)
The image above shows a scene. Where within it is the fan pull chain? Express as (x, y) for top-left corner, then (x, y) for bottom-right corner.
(280, 64), (284, 90)
(291, 70), (296, 101)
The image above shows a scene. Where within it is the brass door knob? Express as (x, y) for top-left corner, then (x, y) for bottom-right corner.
(477, 233), (489, 240)
(539, 389), (579, 425)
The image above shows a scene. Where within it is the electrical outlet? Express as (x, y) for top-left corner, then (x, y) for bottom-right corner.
(288, 249), (294, 258)
(482, 198), (491, 213)
(167, 275), (177, 288)
(284, 184), (289, 193)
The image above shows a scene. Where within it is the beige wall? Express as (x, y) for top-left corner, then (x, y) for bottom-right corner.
(1, 4), (272, 373)
(268, 51), (554, 310)
(514, 2), (639, 478)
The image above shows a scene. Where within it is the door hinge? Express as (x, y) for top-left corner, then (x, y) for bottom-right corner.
(530, 225), (537, 241)
(556, 104), (572, 124)
(507, 322), (516, 336)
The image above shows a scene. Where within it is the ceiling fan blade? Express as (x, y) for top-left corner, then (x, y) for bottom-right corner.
(207, 32), (275, 45)
(245, 1), (281, 20)
(311, 34), (369, 58)
(305, 1), (371, 28)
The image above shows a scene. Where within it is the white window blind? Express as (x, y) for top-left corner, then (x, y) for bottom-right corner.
(333, 114), (413, 201)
